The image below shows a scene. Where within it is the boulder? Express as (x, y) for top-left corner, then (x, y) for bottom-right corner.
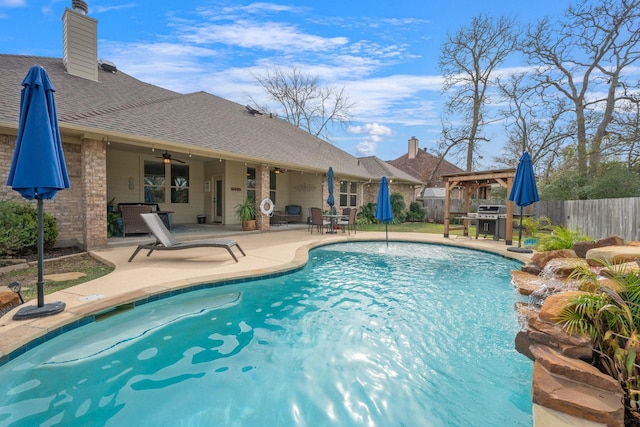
(531, 345), (620, 393)
(542, 258), (589, 277)
(521, 262), (542, 276)
(531, 249), (577, 269)
(0, 290), (20, 310)
(532, 362), (624, 427)
(538, 291), (589, 323)
(586, 245), (640, 266)
(511, 270), (541, 295)
(599, 261), (640, 279)
(575, 236), (625, 259)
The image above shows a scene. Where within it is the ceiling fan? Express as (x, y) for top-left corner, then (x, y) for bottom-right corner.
(157, 151), (185, 164)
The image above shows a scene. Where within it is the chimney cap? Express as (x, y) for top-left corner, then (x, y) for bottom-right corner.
(72, 0), (88, 14)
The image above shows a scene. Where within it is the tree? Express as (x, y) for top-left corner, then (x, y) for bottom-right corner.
(249, 67), (354, 142)
(438, 14), (518, 171)
(521, 0), (640, 174)
(496, 72), (574, 178)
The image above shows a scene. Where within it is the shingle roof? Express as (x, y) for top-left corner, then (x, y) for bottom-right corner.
(0, 54), (420, 183)
(387, 148), (463, 187)
(358, 156), (423, 183)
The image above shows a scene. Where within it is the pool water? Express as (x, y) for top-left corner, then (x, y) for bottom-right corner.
(0, 242), (532, 426)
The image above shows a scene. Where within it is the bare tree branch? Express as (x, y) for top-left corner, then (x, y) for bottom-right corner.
(249, 67), (354, 142)
(439, 14), (518, 171)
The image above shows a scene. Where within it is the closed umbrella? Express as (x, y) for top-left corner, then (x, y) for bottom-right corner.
(507, 152), (539, 254)
(375, 176), (394, 247)
(327, 167), (335, 213)
(7, 65), (70, 319)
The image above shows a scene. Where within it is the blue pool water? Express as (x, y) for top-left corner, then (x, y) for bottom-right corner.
(0, 242), (532, 426)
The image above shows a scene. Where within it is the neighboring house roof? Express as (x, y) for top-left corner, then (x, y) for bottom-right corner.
(0, 54), (420, 184)
(357, 156), (422, 183)
(387, 147), (463, 187)
(421, 187), (446, 198)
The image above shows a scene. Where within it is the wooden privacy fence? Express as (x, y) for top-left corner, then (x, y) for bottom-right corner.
(422, 197), (640, 242)
(532, 197), (640, 242)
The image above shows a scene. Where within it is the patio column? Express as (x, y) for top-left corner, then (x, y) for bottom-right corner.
(81, 137), (107, 249)
(256, 163), (270, 231)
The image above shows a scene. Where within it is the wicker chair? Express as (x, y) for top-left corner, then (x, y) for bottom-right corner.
(119, 205), (153, 236)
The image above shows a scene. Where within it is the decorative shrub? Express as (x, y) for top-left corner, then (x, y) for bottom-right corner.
(390, 192), (406, 224)
(0, 200), (58, 257)
(406, 201), (426, 222)
(357, 203), (376, 225)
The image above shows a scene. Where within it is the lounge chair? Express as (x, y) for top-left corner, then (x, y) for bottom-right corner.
(128, 213), (246, 262)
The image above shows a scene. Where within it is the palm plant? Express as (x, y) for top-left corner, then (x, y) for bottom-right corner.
(558, 260), (640, 421)
(536, 225), (591, 251)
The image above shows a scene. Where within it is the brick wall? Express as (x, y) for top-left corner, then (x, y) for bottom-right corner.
(81, 138), (107, 249)
(1, 133), (85, 248)
(256, 164), (270, 231)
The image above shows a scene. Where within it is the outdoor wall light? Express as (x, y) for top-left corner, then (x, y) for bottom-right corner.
(8, 281), (24, 304)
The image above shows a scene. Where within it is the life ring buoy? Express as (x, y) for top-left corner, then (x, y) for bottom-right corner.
(260, 198), (274, 216)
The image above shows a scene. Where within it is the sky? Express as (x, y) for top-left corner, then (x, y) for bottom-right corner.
(0, 0), (576, 169)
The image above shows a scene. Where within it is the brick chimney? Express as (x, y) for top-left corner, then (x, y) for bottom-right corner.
(408, 136), (419, 159)
(62, 0), (98, 81)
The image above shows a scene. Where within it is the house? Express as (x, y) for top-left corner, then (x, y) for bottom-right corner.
(387, 136), (464, 199)
(0, 2), (421, 250)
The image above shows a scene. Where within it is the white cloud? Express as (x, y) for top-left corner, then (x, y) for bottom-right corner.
(349, 123), (394, 157)
(93, 4), (136, 13)
(355, 140), (377, 156)
(348, 123), (392, 136)
(179, 21), (348, 52)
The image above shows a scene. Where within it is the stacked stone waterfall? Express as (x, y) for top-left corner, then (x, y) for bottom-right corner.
(512, 235), (640, 427)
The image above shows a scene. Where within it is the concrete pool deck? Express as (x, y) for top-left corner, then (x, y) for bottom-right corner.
(0, 228), (533, 360)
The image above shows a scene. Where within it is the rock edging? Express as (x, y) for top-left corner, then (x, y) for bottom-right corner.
(513, 235), (640, 427)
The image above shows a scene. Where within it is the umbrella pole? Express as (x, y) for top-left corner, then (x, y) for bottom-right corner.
(37, 198), (44, 307)
(385, 223), (389, 247)
(517, 206), (524, 248)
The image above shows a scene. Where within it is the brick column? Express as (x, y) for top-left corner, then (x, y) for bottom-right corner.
(255, 164), (271, 231)
(81, 137), (107, 249)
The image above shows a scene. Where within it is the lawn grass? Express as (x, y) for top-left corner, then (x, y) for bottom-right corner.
(356, 222), (476, 236)
(0, 255), (114, 302)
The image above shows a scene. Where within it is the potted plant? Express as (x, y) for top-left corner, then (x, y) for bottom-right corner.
(236, 198), (256, 231)
(107, 211), (122, 237)
(107, 197), (116, 213)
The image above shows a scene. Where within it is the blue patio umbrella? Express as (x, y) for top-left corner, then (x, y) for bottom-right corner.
(6, 65), (70, 319)
(327, 167), (335, 212)
(508, 152), (539, 253)
(375, 176), (394, 246)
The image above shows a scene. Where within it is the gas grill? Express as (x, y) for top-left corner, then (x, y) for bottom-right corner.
(475, 205), (507, 240)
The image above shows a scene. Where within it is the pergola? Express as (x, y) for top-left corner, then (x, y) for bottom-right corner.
(441, 169), (517, 245)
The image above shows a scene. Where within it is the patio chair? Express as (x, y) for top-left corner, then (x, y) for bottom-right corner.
(309, 207), (330, 234)
(284, 205), (303, 223)
(119, 204), (154, 236)
(337, 208), (357, 235)
(128, 213), (246, 262)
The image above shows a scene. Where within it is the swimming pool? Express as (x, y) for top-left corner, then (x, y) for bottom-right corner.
(0, 242), (532, 426)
